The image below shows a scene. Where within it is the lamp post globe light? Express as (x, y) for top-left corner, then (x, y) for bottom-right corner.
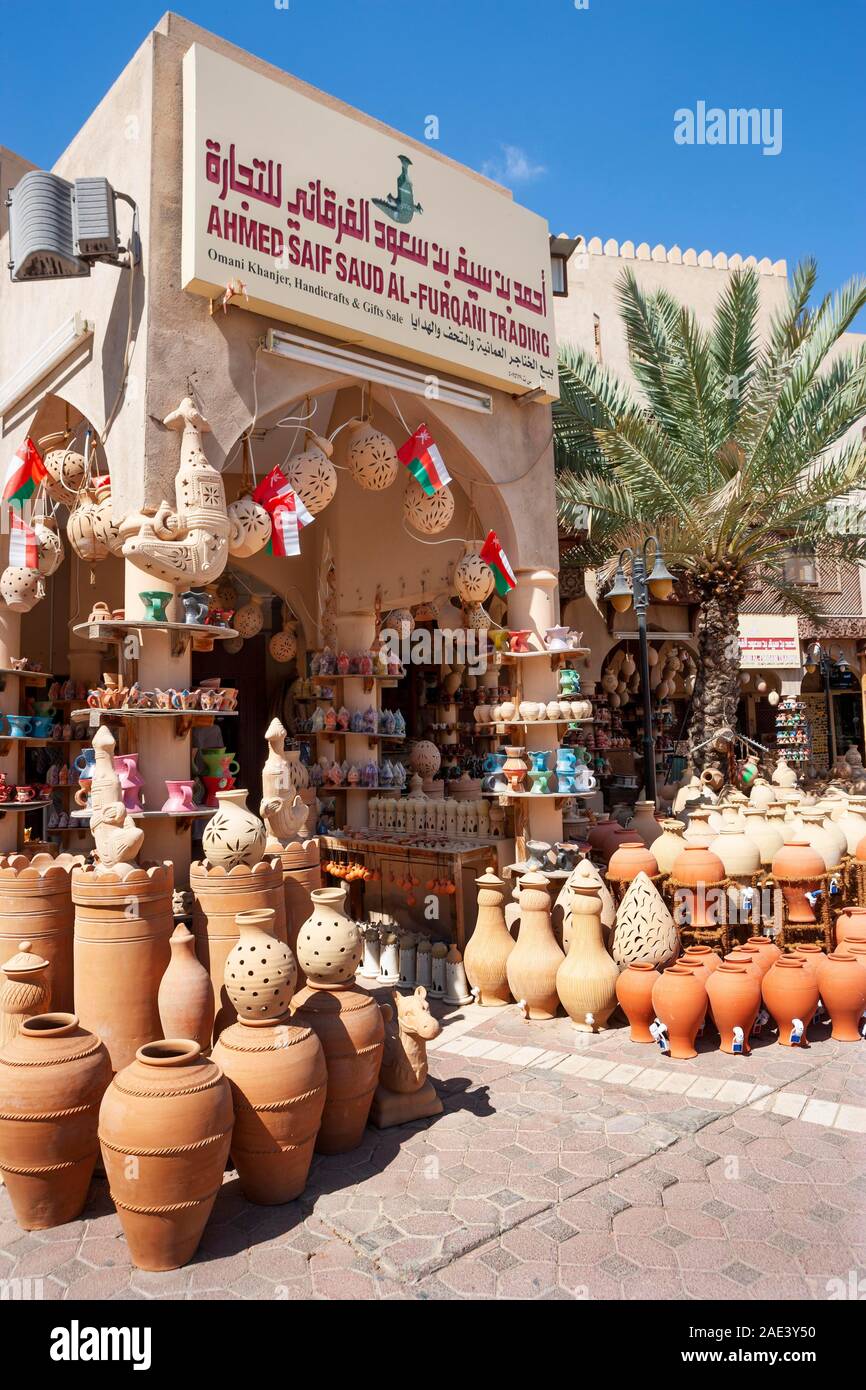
(605, 536), (676, 805)
(803, 641), (850, 767)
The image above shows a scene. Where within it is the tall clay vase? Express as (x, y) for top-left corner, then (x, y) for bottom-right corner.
(651, 964), (707, 1059)
(190, 860), (287, 1040)
(771, 837), (825, 924)
(615, 963), (658, 1043)
(706, 963), (761, 1054)
(0, 1013), (111, 1229)
(629, 800), (662, 847)
(99, 1040), (233, 1270)
(291, 887), (383, 1153)
(506, 871), (564, 1019)
(761, 957), (820, 1046)
(0, 852), (82, 1011)
(670, 843), (726, 932)
(556, 861), (618, 1031)
(212, 907), (325, 1203)
(157, 924), (214, 1051)
(816, 953), (866, 1042)
(463, 870), (514, 1005)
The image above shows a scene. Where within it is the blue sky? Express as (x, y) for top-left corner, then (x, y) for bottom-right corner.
(2, 0), (864, 319)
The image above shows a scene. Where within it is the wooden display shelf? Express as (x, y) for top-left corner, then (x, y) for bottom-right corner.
(309, 672), (400, 692)
(491, 790), (596, 801)
(73, 618), (238, 658)
(320, 784), (395, 793)
(0, 800), (51, 815)
(0, 736), (83, 747)
(498, 718), (594, 729)
(500, 646), (590, 665)
(73, 708), (238, 739)
(305, 729), (405, 746)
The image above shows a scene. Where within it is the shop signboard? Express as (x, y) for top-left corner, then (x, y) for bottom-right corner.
(738, 614), (801, 669)
(182, 44), (558, 399)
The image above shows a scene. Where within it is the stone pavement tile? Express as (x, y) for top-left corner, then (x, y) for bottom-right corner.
(556, 1263), (622, 1300)
(620, 1267), (688, 1299)
(9, 1240), (80, 1276)
(773, 1091), (809, 1118)
(496, 1259), (560, 1299)
(795, 1242), (859, 1278)
(800, 1098), (840, 1127)
(437, 1254), (498, 1297)
(613, 1233), (681, 1270)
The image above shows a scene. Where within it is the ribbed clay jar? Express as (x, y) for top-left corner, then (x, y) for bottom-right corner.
(0, 1013), (111, 1229)
(816, 953), (866, 1042)
(615, 963), (658, 1043)
(99, 1040), (233, 1270)
(706, 963), (761, 1054)
(463, 870), (514, 1006)
(651, 964), (707, 1059)
(761, 957), (819, 1045)
(0, 853), (83, 1011)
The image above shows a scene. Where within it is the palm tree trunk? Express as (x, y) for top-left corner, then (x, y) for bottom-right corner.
(689, 592), (742, 773)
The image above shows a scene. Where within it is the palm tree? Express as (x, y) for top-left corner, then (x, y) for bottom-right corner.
(555, 260), (866, 772)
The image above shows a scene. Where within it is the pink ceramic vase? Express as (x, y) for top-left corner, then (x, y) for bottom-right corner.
(162, 780), (196, 814)
(114, 754), (144, 813)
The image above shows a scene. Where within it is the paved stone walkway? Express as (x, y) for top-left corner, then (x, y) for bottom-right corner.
(2, 1000), (865, 1300)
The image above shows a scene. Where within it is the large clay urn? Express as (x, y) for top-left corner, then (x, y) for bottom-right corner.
(0, 1013), (111, 1229)
(556, 861), (618, 1031)
(611, 872), (678, 967)
(749, 778), (776, 811)
(817, 953), (866, 1042)
(99, 1040), (233, 1270)
(652, 819), (687, 875)
(725, 947), (764, 983)
(157, 924), (214, 1051)
(710, 824), (760, 879)
(743, 935), (781, 976)
(681, 944), (722, 984)
(670, 842), (726, 932)
(836, 906), (866, 946)
(599, 823), (643, 864)
(684, 806), (718, 843)
(615, 963), (658, 1043)
(291, 887), (383, 1153)
(790, 943), (825, 981)
(463, 870), (514, 1005)
(837, 798), (866, 854)
(742, 809), (784, 868)
(72, 863), (174, 1071)
(191, 859), (287, 1039)
(798, 810), (841, 870)
(629, 800), (662, 847)
(607, 841), (658, 887)
(706, 963), (761, 1054)
(761, 957), (819, 1045)
(506, 871), (564, 1019)
(212, 908), (326, 1203)
(651, 964), (707, 1059)
(771, 836), (825, 924)
(0, 852), (83, 1011)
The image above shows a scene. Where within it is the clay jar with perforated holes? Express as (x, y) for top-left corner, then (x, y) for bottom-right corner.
(98, 1040), (233, 1270)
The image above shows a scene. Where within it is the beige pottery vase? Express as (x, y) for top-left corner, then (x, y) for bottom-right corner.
(836, 799), (866, 854)
(797, 811), (839, 869)
(463, 871), (514, 1005)
(652, 819), (687, 875)
(202, 790), (267, 870)
(612, 871), (679, 968)
(629, 800), (662, 847)
(742, 809), (784, 867)
(556, 862), (619, 1031)
(709, 825), (760, 878)
(749, 778), (776, 811)
(684, 806), (717, 842)
(554, 860), (616, 952)
(506, 871), (564, 1019)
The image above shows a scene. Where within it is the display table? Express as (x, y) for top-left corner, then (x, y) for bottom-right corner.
(319, 831), (515, 949)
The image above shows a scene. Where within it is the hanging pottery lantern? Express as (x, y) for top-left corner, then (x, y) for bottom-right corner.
(454, 548), (494, 604)
(38, 432), (86, 503)
(403, 479), (455, 535)
(287, 433), (337, 514)
(215, 577), (238, 609)
(647, 646), (659, 667)
(67, 492), (111, 563)
(621, 654), (636, 678)
(464, 602), (491, 630)
(0, 566), (44, 613)
(410, 740), (441, 779)
(345, 418), (399, 491)
(228, 493), (272, 558)
(34, 518), (64, 577)
(223, 635), (244, 655)
(768, 689), (780, 706)
(234, 593), (265, 638)
(756, 678), (768, 694)
(269, 617), (298, 663)
(92, 477), (123, 557)
(386, 607), (415, 638)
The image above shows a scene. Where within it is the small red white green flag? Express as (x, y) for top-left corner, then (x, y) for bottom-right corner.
(480, 530), (516, 596)
(253, 466), (314, 557)
(2, 437), (46, 505)
(8, 513), (38, 569)
(397, 423), (451, 497)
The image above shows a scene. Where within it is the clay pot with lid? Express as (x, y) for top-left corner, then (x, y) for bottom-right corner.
(607, 841), (659, 886)
(615, 963), (658, 1043)
(651, 964), (708, 1059)
(707, 963), (762, 1054)
(0, 1013), (111, 1229)
(505, 871), (564, 1019)
(771, 837), (825, 924)
(817, 954), (866, 1042)
(99, 1040), (233, 1270)
(157, 924), (214, 1051)
(463, 870), (514, 1006)
(0, 939), (50, 1046)
(761, 958), (819, 1045)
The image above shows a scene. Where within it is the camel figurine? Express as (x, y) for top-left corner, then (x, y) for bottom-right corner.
(260, 717), (312, 848)
(370, 986), (444, 1128)
(121, 397), (229, 588)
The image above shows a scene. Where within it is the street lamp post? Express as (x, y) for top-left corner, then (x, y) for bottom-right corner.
(804, 641), (850, 769)
(606, 536), (676, 806)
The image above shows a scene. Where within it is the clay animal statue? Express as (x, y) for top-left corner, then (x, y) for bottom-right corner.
(121, 397), (229, 587)
(370, 985), (443, 1128)
(91, 802), (145, 873)
(260, 717), (309, 847)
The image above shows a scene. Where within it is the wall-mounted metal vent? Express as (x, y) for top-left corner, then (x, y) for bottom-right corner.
(7, 171), (89, 281)
(71, 177), (119, 259)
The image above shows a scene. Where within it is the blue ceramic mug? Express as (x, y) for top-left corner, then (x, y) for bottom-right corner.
(5, 715), (32, 738)
(74, 748), (97, 776)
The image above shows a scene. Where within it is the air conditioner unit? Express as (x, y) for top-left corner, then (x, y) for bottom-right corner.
(7, 171), (126, 282)
(71, 177), (119, 259)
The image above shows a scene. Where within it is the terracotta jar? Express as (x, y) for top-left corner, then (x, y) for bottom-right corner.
(502, 746), (528, 792)
(651, 964), (707, 1059)
(835, 906), (866, 946)
(587, 816), (613, 854)
(652, 819), (687, 875)
(816, 953), (866, 1042)
(463, 870), (514, 1006)
(0, 940), (50, 1046)
(224, 908), (297, 1021)
(191, 859), (287, 1039)
(157, 924), (214, 1051)
(771, 837), (824, 924)
(600, 823), (644, 864)
(761, 957), (819, 1045)
(0, 1013), (111, 1230)
(790, 943), (825, 980)
(212, 908), (326, 1203)
(670, 842), (726, 931)
(505, 871), (564, 1019)
(611, 872), (678, 967)
(742, 809), (784, 867)
(72, 863), (174, 1072)
(706, 963), (762, 1054)
(556, 861), (618, 1031)
(270, 839), (321, 988)
(0, 852), (83, 1011)
(99, 1040), (233, 1270)
(629, 800), (663, 847)
(202, 789), (267, 869)
(615, 963), (658, 1043)
(607, 841), (659, 886)
(743, 935), (782, 976)
(725, 948), (764, 982)
(291, 887), (383, 1153)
